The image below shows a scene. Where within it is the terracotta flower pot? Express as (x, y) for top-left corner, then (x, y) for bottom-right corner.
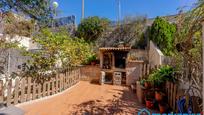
(144, 82), (151, 88)
(155, 91), (163, 101)
(91, 61), (96, 65)
(158, 103), (167, 113)
(145, 99), (154, 109)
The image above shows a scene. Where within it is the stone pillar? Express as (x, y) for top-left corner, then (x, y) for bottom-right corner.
(100, 51), (103, 69)
(100, 71), (105, 85)
(112, 52), (115, 70)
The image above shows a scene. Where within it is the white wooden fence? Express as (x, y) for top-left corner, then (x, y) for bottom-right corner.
(0, 68), (81, 106)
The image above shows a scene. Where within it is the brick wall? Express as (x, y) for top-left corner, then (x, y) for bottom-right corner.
(80, 65), (100, 82)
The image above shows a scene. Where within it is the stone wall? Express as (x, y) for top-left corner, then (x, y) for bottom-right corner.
(80, 65), (100, 82)
(128, 49), (148, 61)
(149, 41), (164, 67)
(0, 49), (31, 76)
(126, 49), (147, 86)
(126, 61), (143, 86)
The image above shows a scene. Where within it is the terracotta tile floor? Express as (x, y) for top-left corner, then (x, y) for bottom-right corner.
(18, 81), (147, 115)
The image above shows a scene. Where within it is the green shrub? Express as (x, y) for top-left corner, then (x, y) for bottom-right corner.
(86, 54), (97, 64)
(147, 65), (175, 86)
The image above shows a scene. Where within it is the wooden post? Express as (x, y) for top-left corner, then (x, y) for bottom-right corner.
(64, 74), (66, 89)
(70, 72), (72, 86)
(43, 82), (46, 97)
(59, 74), (63, 92)
(142, 64), (144, 78)
(71, 74), (73, 86)
(74, 70), (76, 84)
(139, 63), (143, 79)
(202, 20), (204, 112)
(47, 81), (50, 96)
(167, 82), (170, 104)
(0, 80), (3, 102)
(27, 77), (31, 101)
(62, 74), (64, 90)
(51, 79), (55, 95)
(143, 63), (146, 77)
(6, 80), (12, 106)
(70, 75), (72, 86)
(147, 64), (150, 75)
(56, 74), (59, 93)
(20, 78), (25, 103)
(112, 52), (115, 70)
(72, 72), (74, 85)
(68, 77), (71, 88)
(33, 81), (36, 100)
(170, 83), (174, 107)
(78, 68), (81, 82)
(14, 78), (19, 104)
(38, 84), (42, 98)
(66, 73), (69, 88)
(173, 84), (177, 111)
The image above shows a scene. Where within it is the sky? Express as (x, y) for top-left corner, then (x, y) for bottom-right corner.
(55, 0), (196, 24)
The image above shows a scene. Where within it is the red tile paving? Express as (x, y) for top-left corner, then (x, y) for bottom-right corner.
(18, 81), (148, 115)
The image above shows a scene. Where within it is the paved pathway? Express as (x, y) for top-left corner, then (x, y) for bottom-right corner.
(18, 81), (146, 115)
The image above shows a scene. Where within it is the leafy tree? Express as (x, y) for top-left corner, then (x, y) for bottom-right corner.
(77, 16), (110, 42)
(98, 16), (147, 47)
(149, 17), (176, 56)
(133, 33), (147, 49)
(2, 12), (34, 37)
(171, 0), (204, 97)
(22, 28), (93, 82)
(0, 0), (53, 22)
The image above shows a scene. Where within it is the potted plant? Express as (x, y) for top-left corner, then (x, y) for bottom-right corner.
(147, 65), (175, 88)
(158, 65), (175, 83)
(140, 79), (151, 89)
(155, 90), (165, 102)
(158, 102), (169, 113)
(139, 79), (145, 87)
(87, 55), (97, 65)
(145, 91), (155, 109)
(145, 98), (154, 109)
(147, 65), (175, 102)
(144, 81), (151, 88)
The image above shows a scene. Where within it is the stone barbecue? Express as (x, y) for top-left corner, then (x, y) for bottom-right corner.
(99, 47), (131, 85)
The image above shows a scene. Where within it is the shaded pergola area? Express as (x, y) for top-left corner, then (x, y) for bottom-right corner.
(99, 47), (131, 85)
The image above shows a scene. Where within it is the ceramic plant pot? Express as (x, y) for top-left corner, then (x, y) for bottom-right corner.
(144, 82), (151, 88)
(145, 98), (154, 109)
(155, 91), (163, 101)
(158, 103), (168, 113)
